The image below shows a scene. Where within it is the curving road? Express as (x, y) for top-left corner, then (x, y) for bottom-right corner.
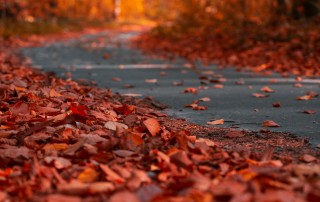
(21, 30), (320, 145)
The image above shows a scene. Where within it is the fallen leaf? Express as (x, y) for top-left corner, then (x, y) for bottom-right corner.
(78, 167), (99, 183)
(105, 121), (128, 131)
(109, 191), (140, 202)
(303, 110), (316, 114)
(70, 103), (88, 117)
(112, 77), (122, 82)
(207, 119), (224, 125)
(252, 93), (269, 98)
(44, 156), (72, 169)
(172, 80), (184, 86)
(145, 79), (158, 84)
(143, 118), (160, 136)
(43, 143), (68, 153)
(213, 84), (224, 89)
(262, 120), (280, 127)
(183, 87), (197, 94)
(198, 97), (211, 102)
(9, 101), (29, 115)
(49, 88), (62, 97)
(122, 93), (142, 97)
(296, 95), (313, 101)
(300, 154), (317, 163)
(272, 102), (281, 108)
(100, 164), (125, 183)
(88, 182), (115, 194)
(0, 146), (31, 159)
(261, 86), (275, 93)
(46, 194), (82, 202)
(224, 130), (245, 138)
(103, 53), (110, 59)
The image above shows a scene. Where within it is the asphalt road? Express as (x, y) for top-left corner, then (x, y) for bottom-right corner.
(21, 31), (320, 145)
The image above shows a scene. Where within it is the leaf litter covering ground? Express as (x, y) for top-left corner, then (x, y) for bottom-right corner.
(133, 25), (320, 77)
(0, 48), (320, 202)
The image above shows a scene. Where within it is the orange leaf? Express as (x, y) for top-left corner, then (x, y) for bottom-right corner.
(143, 118), (160, 136)
(49, 88), (62, 97)
(260, 86), (275, 93)
(207, 119), (224, 125)
(78, 168), (99, 183)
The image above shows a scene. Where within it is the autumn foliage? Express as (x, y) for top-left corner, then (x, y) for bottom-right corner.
(134, 0), (320, 76)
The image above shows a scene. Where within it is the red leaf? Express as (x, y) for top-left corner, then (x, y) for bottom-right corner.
(303, 110), (316, 114)
(9, 101), (29, 115)
(70, 103), (88, 117)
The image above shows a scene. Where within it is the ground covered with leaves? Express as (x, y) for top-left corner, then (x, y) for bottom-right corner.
(0, 34), (320, 202)
(133, 21), (320, 77)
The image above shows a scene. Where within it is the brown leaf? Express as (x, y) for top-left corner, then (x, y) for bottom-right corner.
(112, 77), (122, 82)
(113, 150), (135, 158)
(109, 191), (140, 202)
(46, 194), (82, 202)
(9, 101), (29, 115)
(300, 154), (317, 163)
(183, 87), (198, 94)
(170, 151), (193, 168)
(103, 53), (110, 59)
(88, 182), (115, 194)
(224, 130), (245, 138)
(100, 164), (125, 183)
(262, 120), (280, 127)
(0, 145), (32, 159)
(272, 102), (281, 108)
(207, 119), (224, 125)
(44, 156), (72, 169)
(143, 118), (160, 136)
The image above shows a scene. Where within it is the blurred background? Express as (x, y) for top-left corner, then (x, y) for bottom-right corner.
(0, 0), (319, 37)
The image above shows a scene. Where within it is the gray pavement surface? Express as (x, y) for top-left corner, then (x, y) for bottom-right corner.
(21, 31), (320, 145)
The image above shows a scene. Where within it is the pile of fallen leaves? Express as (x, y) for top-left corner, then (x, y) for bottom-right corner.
(0, 50), (320, 201)
(133, 22), (320, 77)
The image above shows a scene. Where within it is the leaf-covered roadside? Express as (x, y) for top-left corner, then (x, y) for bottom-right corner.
(0, 53), (319, 202)
(133, 21), (320, 77)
